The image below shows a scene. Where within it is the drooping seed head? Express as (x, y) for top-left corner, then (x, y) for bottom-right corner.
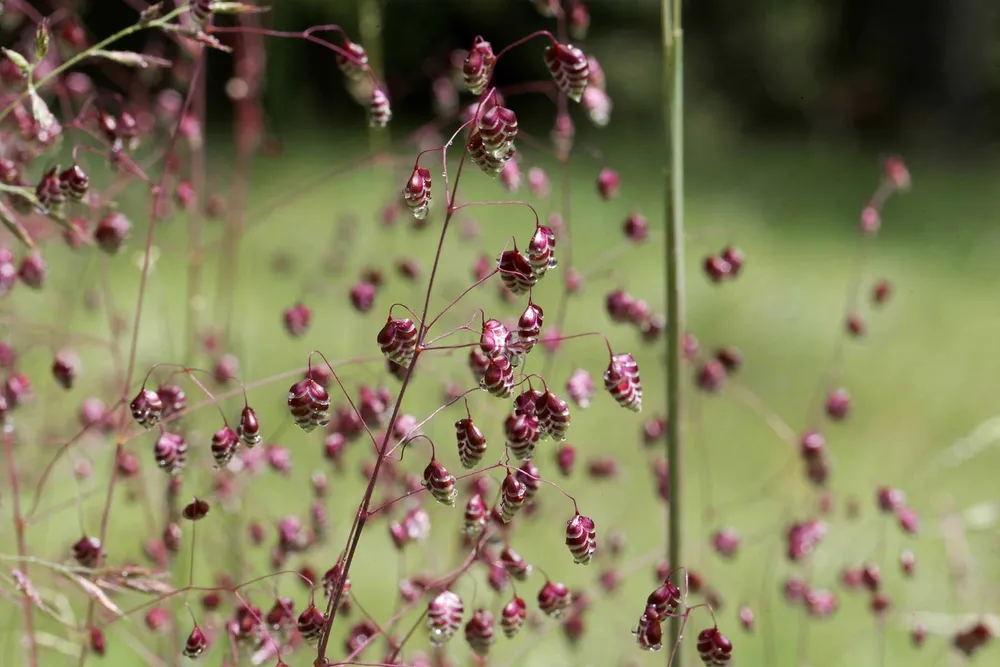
(499, 472), (528, 522)
(499, 159), (522, 192)
(504, 411), (541, 461)
(498, 248), (538, 295)
(296, 603), (325, 643)
(469, 131), (515, 177)
(51, 349), (79, 389)
(349, 281), (377, 313)
(481, 356), (515, 399)
(799, 430), (826, 460)
(582, 85), (613, 126)
(825, 388), (851, 421)
(596, 168), (620, 200)
(35, 167), (65, 213)
(897, 506), (920, 535)
(604, 353), (643, 411)
(60, 163), (89, 201)
(565, 368), (594, 409)
(182, 497), (210, 521)
(516, 459), (542, 501)
(287, 378), (331, 432)
(721, 246), (745, 276)
(72, 535), (104, 567)
(500, 546), (532, 580)
(526, 225), (557, 278)
(463, 493), (488, 536)
(210, 426), (240, 468)
(696, 359), (727, 392)
(369, 87), (392, 128)
(378, 316), (418, 366)
(94, 212), (131, 254)
(501, 596), (527, 638)
(537, 580), (572, 618)
(876, 486), (906, 513)
(872, 279), (892, 305)
(130, 387), (163, 428)
(156, 383), (186, 418)
(456, 417), (488, 468)
(703, 255), (732, 283)
(712, 528), (741, 559)
(478, 106), (519, 158)
(402, 166), (432, 220)
(543, 43), (589, 102)
(153, 432), (187, 474)
(882, 156), (911, 191)
(541, 390), (571, 440)
(237, 406), (261, 447)
(633, 605), (663, 651)
(463, 37), (496, 95)
(517, 302), (544, 354)
(17, 252), (46, 288)
(282, 303), (311, 337)
(565, 513), (597, 564)
(464, 609), (495, 656)
(697, 627), (733, 665)
(183, 625), (207, 658)
(427, 591), (464, 645)
(422, 459), (457, 506)
(480, 318), (509, 361)
(528, 166), (550, 198)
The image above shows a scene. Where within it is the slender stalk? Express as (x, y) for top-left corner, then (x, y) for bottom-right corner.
(3, 420), (39, 667)
(663, 0), (685, 664)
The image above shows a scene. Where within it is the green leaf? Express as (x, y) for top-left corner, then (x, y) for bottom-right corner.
(1, 47), (31, 77)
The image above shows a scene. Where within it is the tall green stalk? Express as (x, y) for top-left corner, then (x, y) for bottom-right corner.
(663, 0), (685, 664)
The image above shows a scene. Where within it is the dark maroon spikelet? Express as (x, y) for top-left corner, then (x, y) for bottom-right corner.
(422, 459), (457, 506)
(463, 493), (488, 536)
(479, 106), (519, 157)
(282, 303), (311, 337)
(721, 245), (744, 276)
(565, 513), (597, 564)
(237, 406), (261, 447)
(604, 353), (642, 411)
(538, 580), (572, 618)
(210, 426), (239, 467)
(153, 432), (187, 475)
(60, 164), (89, 201)
(499, 472), (528, 522)
(500, 546), (532, 580)
(369, 87), (392, 128)
(463, 37), (495, 95)
(697, 627), (733, 665)
(51, 350), (78, 389)
(541, 390), (571, 440)
(130, 388), (163, 428)
(469, 130), (515, 176)
(89, 627), (106, 656)
(156, 383), (186, 417)
(72, 535), (104, 567)
(35, 167), (65, 213)
(504, 410), (541, 460)
(526, 225), (557, 278)
(481, 356), (515, 398)
(287, 378), (331, 432)
(597, 167), (620, 200)
(517, 302), (544, 354)
(296, 603), (325, 643)
(633, 605), (664, 651)
(17, 253), (46, 288)
(94, 212), (131, 254)
(647, 581), (681, 616)
(465, 609), (496, 656)
(501, 596), (527, 638)
(427, 590), (463, 645)
(378, 316), (419, 366)
(544, 43), (589, 102)
(498, 249), (537, 295)
(480, 318), (509, 361)
(403, 166), (432, 220)
(456, 417), (488, 468)
(183, 625), (207, 658)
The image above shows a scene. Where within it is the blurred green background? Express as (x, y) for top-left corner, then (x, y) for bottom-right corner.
(2, 0), (1000, 666)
